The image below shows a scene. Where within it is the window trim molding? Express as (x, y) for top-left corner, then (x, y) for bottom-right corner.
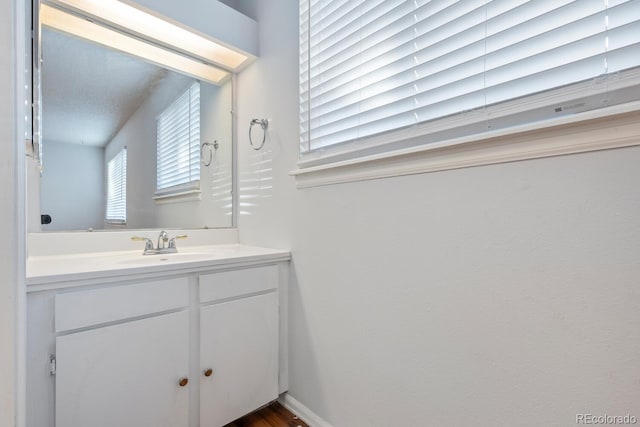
(290, 101), (640, 188)
(152, 180), (201, 204)
(152, 188), (202, 205)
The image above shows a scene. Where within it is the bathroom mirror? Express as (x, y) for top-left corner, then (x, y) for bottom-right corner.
(38, 25), (234, 231)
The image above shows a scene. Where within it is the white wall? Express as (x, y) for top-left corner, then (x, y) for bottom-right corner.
(40, 141), (104, 231)
(106, 74), (233, 230)
(1, 0), (19, 425)
(0, 49), (16, 427)
(236, 2), (640, 426)
(217, 0), (258, 21)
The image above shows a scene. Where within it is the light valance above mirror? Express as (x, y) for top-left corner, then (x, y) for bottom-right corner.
(40, 0), (256, 84)
(45, 0), (251, 70)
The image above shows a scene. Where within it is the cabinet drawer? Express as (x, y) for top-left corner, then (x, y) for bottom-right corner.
(55, 277), (189, 332)
(199, 265), (278, 303)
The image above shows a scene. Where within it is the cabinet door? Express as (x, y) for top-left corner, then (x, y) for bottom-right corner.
(200, 292), (279, 427)
(56, 311), (189, 427)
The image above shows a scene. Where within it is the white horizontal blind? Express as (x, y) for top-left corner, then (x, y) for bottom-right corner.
(299, 0), (640, 157)
(106, 147), (127, 223)
(157, 82), (201, 192)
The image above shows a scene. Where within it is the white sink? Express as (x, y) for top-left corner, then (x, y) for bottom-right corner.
(117, 252), (220, 265)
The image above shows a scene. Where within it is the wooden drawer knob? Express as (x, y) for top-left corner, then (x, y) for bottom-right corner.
(178, 377), (189, 387)
(204, 368), (213, 377)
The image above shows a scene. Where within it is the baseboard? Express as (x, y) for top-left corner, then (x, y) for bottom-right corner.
(278, 393), (333, 427)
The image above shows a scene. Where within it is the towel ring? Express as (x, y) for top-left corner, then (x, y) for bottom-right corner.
(200, 141), (218, 167)
(249, 118), (268, 150)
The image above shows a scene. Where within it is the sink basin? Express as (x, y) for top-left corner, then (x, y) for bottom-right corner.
(117, 252), (219, 265)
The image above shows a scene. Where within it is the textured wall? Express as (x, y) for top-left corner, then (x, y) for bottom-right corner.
(236, 1), (640, 426)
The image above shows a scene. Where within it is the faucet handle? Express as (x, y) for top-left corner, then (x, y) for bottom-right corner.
(131, 236), (154, 251)
(168, 235), (188, 249)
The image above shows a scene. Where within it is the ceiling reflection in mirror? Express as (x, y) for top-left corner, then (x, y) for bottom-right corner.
(39, 27), (233, 231)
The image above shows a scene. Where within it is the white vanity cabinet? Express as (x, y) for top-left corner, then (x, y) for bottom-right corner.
(26, 257), (288, 427)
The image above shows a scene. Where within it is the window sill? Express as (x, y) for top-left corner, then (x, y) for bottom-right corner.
(153, 188), (202, 204)
(290, 103), (640, 188)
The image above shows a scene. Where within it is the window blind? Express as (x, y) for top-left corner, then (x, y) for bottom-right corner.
(299, 0), (640, 158)
(157, 82), (201, 192)
(106, 147), (127, 223)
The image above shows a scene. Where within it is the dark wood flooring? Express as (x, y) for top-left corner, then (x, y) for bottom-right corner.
(224, 402), (309, 427)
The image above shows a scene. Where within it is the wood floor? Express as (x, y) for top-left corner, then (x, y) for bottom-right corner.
(224, 402), (309, 427)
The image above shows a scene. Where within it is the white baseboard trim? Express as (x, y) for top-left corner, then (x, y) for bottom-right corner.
(278, 393), (333, 427)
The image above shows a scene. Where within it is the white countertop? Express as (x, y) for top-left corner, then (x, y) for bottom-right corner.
(26, 244), (290, 289)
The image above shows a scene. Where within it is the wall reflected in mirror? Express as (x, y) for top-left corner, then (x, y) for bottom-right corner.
(39, 27), (233, 231)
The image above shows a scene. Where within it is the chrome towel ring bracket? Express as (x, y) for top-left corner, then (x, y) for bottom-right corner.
(249, 118), (269, 150)
(201, 141), (218, 167)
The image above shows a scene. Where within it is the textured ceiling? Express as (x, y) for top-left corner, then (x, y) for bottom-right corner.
(42, 28), (170, 147)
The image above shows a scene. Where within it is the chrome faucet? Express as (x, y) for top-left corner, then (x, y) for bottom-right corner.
(157, 230), (169, 249)
(132, 231), (188, 255)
